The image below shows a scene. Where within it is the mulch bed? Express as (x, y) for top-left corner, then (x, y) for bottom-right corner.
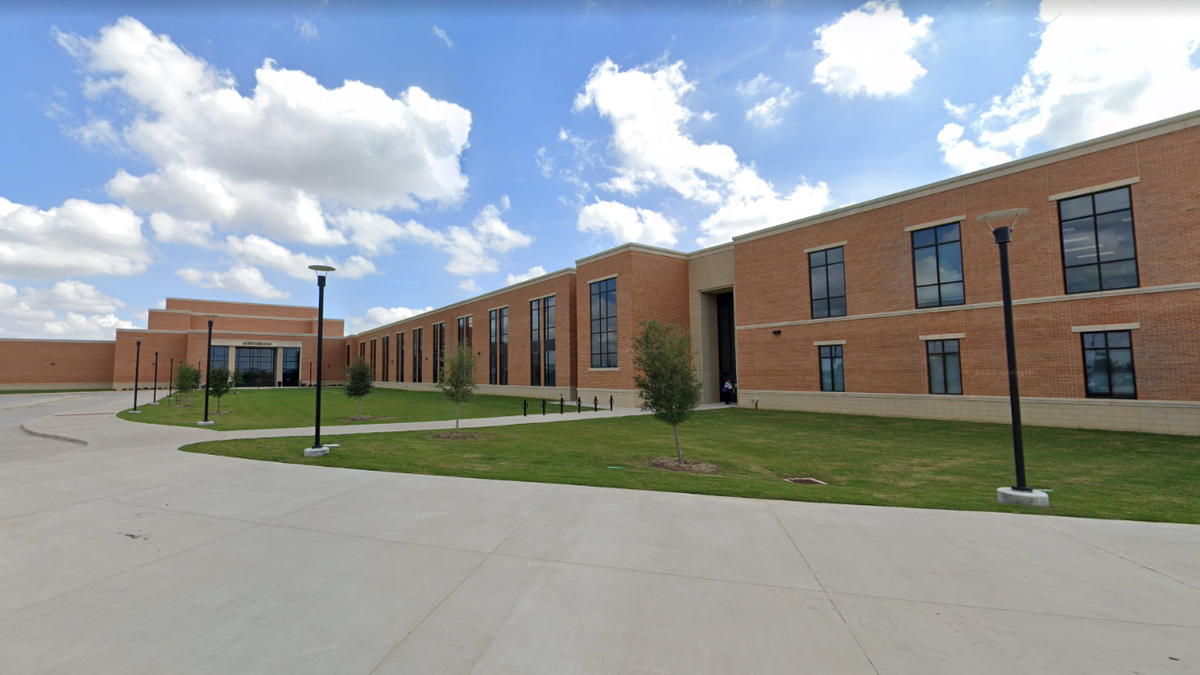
(431, 431), (485, 441)
(648, 457), (721, 474)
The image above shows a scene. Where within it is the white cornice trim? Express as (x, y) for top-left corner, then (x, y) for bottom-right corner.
(1071, 323), (1140, 333)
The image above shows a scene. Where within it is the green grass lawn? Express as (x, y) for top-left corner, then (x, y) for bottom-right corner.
(182, 407), (1200, 524)
(118, 387), (538, 430)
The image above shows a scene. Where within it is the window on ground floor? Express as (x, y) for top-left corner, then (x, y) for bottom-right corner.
(1082, 330), (1136, 399)
(819, 345), (844, 392)
(926, 339), (962, 395)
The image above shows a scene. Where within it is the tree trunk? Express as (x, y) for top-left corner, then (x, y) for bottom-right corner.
(673, 424), (683, 463)
(358, 396), (362, 417)
(456, 401), (461, 431)
(216, 397), (221, 413)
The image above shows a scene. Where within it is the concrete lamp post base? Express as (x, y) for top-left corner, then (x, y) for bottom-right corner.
(197, 420), (215, 426)
(127, 410), (141, 414)
(304, 446), (330, 457)
(997, 487), (1050, 508)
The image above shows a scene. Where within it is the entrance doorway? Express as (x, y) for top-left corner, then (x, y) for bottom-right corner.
(698, 289), (737, 404)
(716, 292), (737, 404)
(236, 347), (276, 387)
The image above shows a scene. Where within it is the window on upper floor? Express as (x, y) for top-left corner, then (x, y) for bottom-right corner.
(809, 246), (846, 318)
(912, 223), (964, 309)
(1059, 187), (1138, 294)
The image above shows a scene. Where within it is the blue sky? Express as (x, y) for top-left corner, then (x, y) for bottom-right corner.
(2, 0), (1199, 337)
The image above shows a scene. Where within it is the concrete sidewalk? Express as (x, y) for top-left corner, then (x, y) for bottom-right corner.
(1, 391), (1198, 674)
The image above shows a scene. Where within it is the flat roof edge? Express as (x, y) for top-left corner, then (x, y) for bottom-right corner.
(733, 108), (1200, 244)
(574, 242), (689, 266)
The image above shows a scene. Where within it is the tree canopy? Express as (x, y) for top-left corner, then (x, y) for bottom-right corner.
(631, 318), (703, 462)
(344, 357), (374, 417)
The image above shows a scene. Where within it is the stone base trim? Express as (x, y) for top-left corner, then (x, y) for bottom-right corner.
(577, 387), (643, 410)
(737, 390), (1200, 435)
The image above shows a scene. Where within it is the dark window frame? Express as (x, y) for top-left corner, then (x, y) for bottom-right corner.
(544, 296), (556, 387)
(911, 222), (966, 309)
(1058, 186), (1139, 295)
(926, 339), (963, 395)
(530, 299), (541, 386)
(489, 310), (498, 385)
(397, 332), (404, 383)
(590, 278), (618, 368)
(1081, 330), (1137, 399)
(809, 246), (847, 319)
(381, 335), (389, 382)
(818, 345), (845, 392)
(413, 327), (423, 383)
(498, 307), (509, 385)
(370, 338), (377, 381)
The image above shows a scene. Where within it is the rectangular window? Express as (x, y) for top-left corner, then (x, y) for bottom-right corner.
(345, 344), (350, 367)
(489, 310), (498, 385)
(499, 307), (509, 385)
(809, 246), (847, 318)
(414, 327), (423, 383)
(359, 341), (366, 359)
(458, 316), (471, 345)
(530, 299), (541, 386)
(590, 278), (618, 368)
(398, 332), (405, 383)
(208, 345), (229, 372)
(926, 339), (962, 395)
(370, 339), (377, 381)
(819, 345), (844, 392)
(544, 296), (556, 387)
(382, 336), (389, 382)
(1082, 331), (1136, 399)
(1059, 186), (1138, 294)
(432, 323), (444, 383)
(912, 222), (965, 308)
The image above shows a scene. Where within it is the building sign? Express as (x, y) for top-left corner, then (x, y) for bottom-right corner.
(241, 341), (275, 347)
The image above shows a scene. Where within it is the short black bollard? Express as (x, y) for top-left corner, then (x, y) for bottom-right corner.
(577, 396), (582, 413)
(593, 396), (598, 412)
(559, 394), (564, 414)
(610, 395), (614, 411)
(523, 400), (527, 417)
(542, 399), (546, 415)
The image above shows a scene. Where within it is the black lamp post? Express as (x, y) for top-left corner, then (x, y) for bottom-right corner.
(169, 357), (174, 400)
(306, 264), (336, 456)
(199, 319), (215, 426)
(977, 208), (1047, 507)
(152, 352), (159, 404)
(130, 340), (142, 413)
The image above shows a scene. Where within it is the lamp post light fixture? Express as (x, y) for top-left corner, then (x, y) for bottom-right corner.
(977, 208), (1048, 508)
(129, 340), (142, 413)
(306, 264), (336, 457)
(198, 318), (216, 426)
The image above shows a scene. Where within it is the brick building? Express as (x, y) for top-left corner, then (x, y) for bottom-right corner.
(4, 110), (1198, 433)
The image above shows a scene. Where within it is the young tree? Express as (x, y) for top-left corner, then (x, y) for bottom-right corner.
(174, 362), (199, 406)
(232, 369), (245, 390)
(344, 357), (374, 418)
(209, 366), (232, 413)
(632, 319), (703, 463)
(435, 341), (479, 431)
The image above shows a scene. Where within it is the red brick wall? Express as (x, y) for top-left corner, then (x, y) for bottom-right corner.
(0, 339), (115, 386)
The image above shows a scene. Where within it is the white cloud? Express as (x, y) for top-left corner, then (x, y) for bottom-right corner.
(432, 25), (453, 48)
(347, 305), (433, 334)
(535, 147), (554, 177)
(939, 0), (1200, 172)
(0, 196), (150, 281)
(221, 235), (378, 280)
(458, 278), (481, 293)
(149, 212), (215, 247)
(943, 99), (972, 120)
(937, 123), (1014, 174)
(578, 201), (680, 247)
(506, 266), (547, 285)
(812, 0), (933, 98)
(294, 16), (319, 40)
(58, 18), (472, 247)
(736, 73), (773, 97)
(176, 265), (289, 299)
(68, 117), (121, 148)
(698, 169), (832, 248)
(0, 280), (137, 339)
(576, 58), (833, 246)
(746, 87), (798, 128)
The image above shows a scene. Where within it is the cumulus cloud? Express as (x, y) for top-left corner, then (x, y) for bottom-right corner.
(176, 265), (289, 299)
(812, 0), (933, 98)
(57, 17), (472, 247)
(149, 212), (215, 247)
(0, 280), (137, 339)
(576, 58), (833, 246)
(736, 73), (773, 97)
(745, 87), (797, 128)
(937, 0), (1200, 173)
(506, 266), (547, 285)
(458, 278), (481, 293)
(432, 25), (453, 48)
(347, 305), (433, 334)
(0, 196), (151, 281)
(578, 201), (680, 247)
(222, 235), (377, 280)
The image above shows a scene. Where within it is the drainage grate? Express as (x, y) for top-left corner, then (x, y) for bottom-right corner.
(785, 478), (827, 485)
